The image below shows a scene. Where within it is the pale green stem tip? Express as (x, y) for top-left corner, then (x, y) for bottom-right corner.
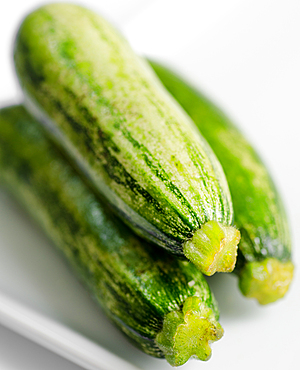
(155, 296), (224, 367)
(239, 258), (294, 305)
(183, 221), (240, 276)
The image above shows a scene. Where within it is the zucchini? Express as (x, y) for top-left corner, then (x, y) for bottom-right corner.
(150, 61), (294, 304)
(13, 3), (240, 275)
(0, 104), (223, 366)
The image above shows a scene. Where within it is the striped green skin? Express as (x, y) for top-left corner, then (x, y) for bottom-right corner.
(0, 105), (220, 360)
(13, 3), (234, 257)
(150, 62), (292, 272)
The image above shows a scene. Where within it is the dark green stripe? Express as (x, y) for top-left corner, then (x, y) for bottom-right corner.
(149, 61), (291, 267)
(0, 105), (220, 358)
(14, 3), (234, 259)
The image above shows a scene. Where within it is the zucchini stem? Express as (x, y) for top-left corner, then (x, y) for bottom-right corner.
(183, 221), (240, 276)
(155, 296), (223, 367)
(238, 258), (294, 305)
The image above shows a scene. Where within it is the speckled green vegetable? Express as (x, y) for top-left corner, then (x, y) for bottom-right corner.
(0, 105), (223, 366)
(150, 61), (294, 304)
(13, 3), (240, 275)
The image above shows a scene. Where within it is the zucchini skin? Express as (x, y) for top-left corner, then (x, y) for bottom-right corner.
(150, 62), (293, 301)
(13, 3), (235, 260)
(0, 105), (221, 361)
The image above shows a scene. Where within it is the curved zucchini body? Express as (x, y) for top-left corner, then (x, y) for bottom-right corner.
(13, 3), (240, 275)
(150, 61), (294, 304)
(0, 105), (223, 366)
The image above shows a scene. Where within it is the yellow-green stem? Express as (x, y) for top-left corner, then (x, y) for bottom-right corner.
(155, 296), (223, 366)
(239, 258), (294, 305)
(183, 221), (240, 276)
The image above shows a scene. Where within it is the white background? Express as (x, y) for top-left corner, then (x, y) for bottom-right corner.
(0, 0), (300, 369)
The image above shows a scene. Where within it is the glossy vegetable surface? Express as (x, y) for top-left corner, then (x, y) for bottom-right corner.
(150, 61), (294, 304)
(14, 3), (240, 275)
(0, 105), (223, 366)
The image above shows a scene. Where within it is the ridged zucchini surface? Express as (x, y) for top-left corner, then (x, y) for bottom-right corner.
(13, 3), (240, 275)
(0, 105), (223, 366)
(150, 61), (294, 304)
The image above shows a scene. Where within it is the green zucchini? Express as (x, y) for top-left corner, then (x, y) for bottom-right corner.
(150, 61), (294, 304)
(13, 3), (240, 275)
(0, 104), (223, 366)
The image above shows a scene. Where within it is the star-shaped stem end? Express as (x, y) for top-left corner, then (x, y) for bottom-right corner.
(156, 296), (223, 366)
(183, 221), (240, 276)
